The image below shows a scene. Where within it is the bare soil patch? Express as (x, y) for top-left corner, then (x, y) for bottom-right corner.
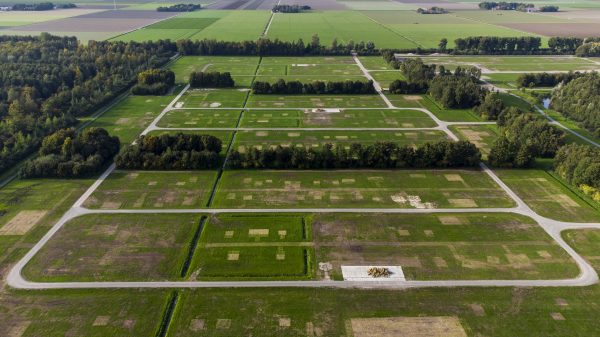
(350, 316), (467, 337)
(0, 210), (47, 235)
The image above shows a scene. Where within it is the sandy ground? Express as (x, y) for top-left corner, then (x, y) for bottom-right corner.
(350, 316), (467, 337)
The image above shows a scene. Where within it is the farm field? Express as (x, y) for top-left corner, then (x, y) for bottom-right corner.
(212, 170), (515, 209)
(496, 169), (600, 223)
(169, 56), (260, 86)
(23, 213), (200, 281)
(178, 88), (250, 108)
(4, 10), (600, 337)
(414, 55), (600, 72)
(83, 170), (218, 209)
(232, 129), (448, 152)
(247, 94), (387, 108)
(240, 108), (437, 128)
(313, 212), (578, 280)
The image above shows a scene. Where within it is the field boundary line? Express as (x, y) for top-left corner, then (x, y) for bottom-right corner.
(358, 11), (422, 49)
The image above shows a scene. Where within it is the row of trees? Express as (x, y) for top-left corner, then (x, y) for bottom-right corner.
(453, 36), (542, 54)
(551, 73), (600, 137)
(272, 4), (310, 13)
(19, 128), (119, 178)
(131, 69), (175, 95)
(417, 6), (448, 14)
(554, 144), (600, 203)
(478, 2), (533, 10)
(176, 36), (377, 56)
(0, 34), (177, 175)
(189, 71), (235, 88)
(516, 71), (584, 88)
(576, 42), (600, 57)
(11, 2), (55, 10)
(251, 79), (375, 95)
(228, 141), (481, 169)
(157, 4), (201, 11)
(429, 75), (486, 108)
(115, 133), (222, 170)
(488, 107), (565, 167)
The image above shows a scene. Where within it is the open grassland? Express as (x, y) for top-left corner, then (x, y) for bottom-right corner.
(266, 11), (417, 49)
(563, 229), (600, 270)
(169, 278), (600, 337)
(415, 55), (600, 72)
(84, 170), (218, 210)
(87, 95), (174, 144)
(358, 55), (394, 70)
(450, 124), (498, 158)
(0, 8), (103, 28)
(158, 109), (242, 128)
(0, 178), (92, 272)
(178, 89), (249, 108)
(313, 212), (578, 280)
(496, 169), (600, 222)
(23, 213), (200, 281)
(111, 16), (220, 42)
(169, 56), (260, 86)
(247, 94), (387, 108)
(213, 170), (514, 209)
(233, 130), (448, 152)
(416, 95), (482, 122)
(482, 73), (523, 89)
(187, 213), (313, 280)
(0, 290), (170, 337)
(240, 109), (437, 128)
(186, 10), (271, 41)
(370, 70), (405, 88)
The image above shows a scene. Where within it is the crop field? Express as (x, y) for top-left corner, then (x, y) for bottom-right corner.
(496, 169), (600, 223)
(415, 55), (600, 72)
(416, 95), (483, 122)
(247, 94), (387, 108)
(187, 213), (312, 280)
(233, 130), (448, 152)
(266, 11), (417, 49)
(84, 170), (218, 209)
(178, 89), (250, 108)
(170, 56), (260, 86)
(358, 56), (394, 70)
(23, 213), (200, 281)
(450, 124), (498, 157)
(370, 70), (404, 87)
(240, 108), (437, 128)
(158, 109), (242, 128)
(314, 212), (578, 280)
(87, 95), (175, 144)
(212, 170), (514, 209)
(186, 10), (271, 41)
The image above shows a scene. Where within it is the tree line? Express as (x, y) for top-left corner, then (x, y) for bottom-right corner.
(576, 42), (600, 57)
(554, 144), (600, 203)
(11, 2), (55, 10)
(176, 35), (377, 56)
(19, 127), (119, 178)
(251, 79), (375, 95)
(189, 71), (235, 88)
(478, 2), (533, 10)
(157, 3), (201, 12)
(227, 140), (481, 169)
(550, 72), (600, 137)
(516, 71), (584, 88)
(417, 6), (448, 14)
(115, 133), (222, 170)
(272, 4), (311, 13)
(131, 69), (175, 95)
(0, 34), (177, 175)
(453, 36), (542, 54)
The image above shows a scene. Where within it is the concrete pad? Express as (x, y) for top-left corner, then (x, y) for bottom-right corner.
(341, 266), (405, 281)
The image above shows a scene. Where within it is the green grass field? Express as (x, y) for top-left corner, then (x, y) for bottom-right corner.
(213, 169), (514, 209)
(496, 169), (600, 222)
(86, 95), (174, 144)
(158, 109), (242, 128)
(179, 89), (249, 108)
(233, 130), (447, 152)
(169, 56), (259, 86)
(247, 94), (387, 108)
(314, 212), (578, 280)
(417, 55), (600, 72)
(84, 170), (218, 209)
(240, 108), (437, 128)
(23, 213), (200, 281)
(417, 95), (483, 122)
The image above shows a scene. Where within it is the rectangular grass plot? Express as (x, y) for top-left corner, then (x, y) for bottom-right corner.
(84, 170), (217, 209)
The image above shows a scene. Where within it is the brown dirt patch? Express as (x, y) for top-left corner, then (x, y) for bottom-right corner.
(555, 298), (568, 307)
(216, 319), (231, 329)
(550, 312), (565, 321)
(350, 316), (467, 337)
(279, 317), (291, 327)
(7, 321), (31, 337)
(555, 194), (580, 207)
(499, 23), (600, 38)
(448, 199), (477, 207)
(190, 318), (205, 331)
(470, 303), (485, 317)
(403, 95), (422, 101)
(433, 257), (448, 268)
(101, 201), (122, 209)
(438, 216), (463, 225)
(0, 210), (47, 235)
(93, 316), (110, 326)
